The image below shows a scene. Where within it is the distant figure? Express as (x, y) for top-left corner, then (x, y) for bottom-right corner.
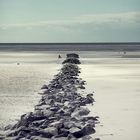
(58, 55), (62, 58)
(17, 63), (20, 65)
(124, 51), (126, 55)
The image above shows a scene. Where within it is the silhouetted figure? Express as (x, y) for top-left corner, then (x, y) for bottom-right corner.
(124, 51), (126, 55)
(58, 55), (62, 58)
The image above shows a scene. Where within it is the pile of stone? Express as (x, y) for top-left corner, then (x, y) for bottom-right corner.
(62, 53), (81, 64)
(1, 53), (99, 140)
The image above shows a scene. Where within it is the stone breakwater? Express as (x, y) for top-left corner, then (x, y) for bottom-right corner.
(0, 54), (99, 140)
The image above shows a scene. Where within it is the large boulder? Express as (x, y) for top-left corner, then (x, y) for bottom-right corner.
(70, 125), (95, 138)
(66, 53), (79, 58)
(71, 107), (90, 117)
(41, 85), (48, 89)
(49, 121), (63, 129)
(62, 58), (81, 64)
(38, 127), (58, 138)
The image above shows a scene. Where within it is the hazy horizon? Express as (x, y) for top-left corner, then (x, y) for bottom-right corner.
(0, 43), (140, 52)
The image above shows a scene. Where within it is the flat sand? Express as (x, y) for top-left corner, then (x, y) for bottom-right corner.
(80, 56), (140, 140)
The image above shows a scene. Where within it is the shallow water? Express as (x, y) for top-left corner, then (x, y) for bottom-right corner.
(0, 51), (140, 140)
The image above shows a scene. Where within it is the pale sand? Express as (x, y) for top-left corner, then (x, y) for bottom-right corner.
(0, 64), (61, 127)
(0, 51), (140, 140)
(80, 58), (140, 140)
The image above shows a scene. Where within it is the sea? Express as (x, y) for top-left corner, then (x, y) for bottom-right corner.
(0, 43), (140, 52)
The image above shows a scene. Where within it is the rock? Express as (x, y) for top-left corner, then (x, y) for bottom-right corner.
(74, 122), (84, 129)
(86, 95), (94, 104)
(55, 84), (62, 89)
(4, 136), (19, 140)
(71, 107), (90, 117)
(62, 58), (81, 64)
(31, 119), (46, 127)
(38, 127), (58, 138)
(80, 80), (86, 85)
(64, 101), (69, 106)
(87, 93), (94, 97)
(47, 99), (55, 105)
(15, 112), (48, 128)
(43, 110), (54, 118)
(70, 125), (95, 138)
(81, 116), (99, 122)
(13, 113), (32, 128)
(54, 102), (63, 107)
(0, 134), (5, 140)
(69, 127), (82, 138)
(20, 138), (30, 140)
(67, 134), (77, 140)
(35, 105), (50, 110)
(6, 126), (25, 137)
(64, 121), (75, 129)
(49, 121), (63, 129)
(17, 130), (27, 139)
(41, 85), (48, 89)
(30, 136), (50, 140)
(56, 108), (65, 114)
(66, 53), (79, 58)
(65, 124), (95, 138)
(41, 127), (58, 137)
(69, 127), (81, 134)
(78, 135), (94, 140)
(81, 125), (96, 136)
(52, 137), (68, 140)
(40, 120), (50, 129)
(4, 124), (13, 131)
(78, 85), (85, 89)
(48, 117), (58, 121)
(57, 128), (69, 137)
(50, 106), (59, 112)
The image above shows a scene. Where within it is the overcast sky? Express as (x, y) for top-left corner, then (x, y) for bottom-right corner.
(0, 0), (140, 43)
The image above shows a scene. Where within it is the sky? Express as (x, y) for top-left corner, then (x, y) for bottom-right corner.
(0, 0), (140, 43)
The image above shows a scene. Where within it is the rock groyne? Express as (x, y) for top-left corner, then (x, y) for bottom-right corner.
(1, 53), (99, 140)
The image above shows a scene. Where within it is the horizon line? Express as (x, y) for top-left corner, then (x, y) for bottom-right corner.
(0, 42), (140, 45)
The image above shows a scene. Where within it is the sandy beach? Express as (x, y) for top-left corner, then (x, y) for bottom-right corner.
(0, 51), (140, 139)
(80, 57), (140, 140)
